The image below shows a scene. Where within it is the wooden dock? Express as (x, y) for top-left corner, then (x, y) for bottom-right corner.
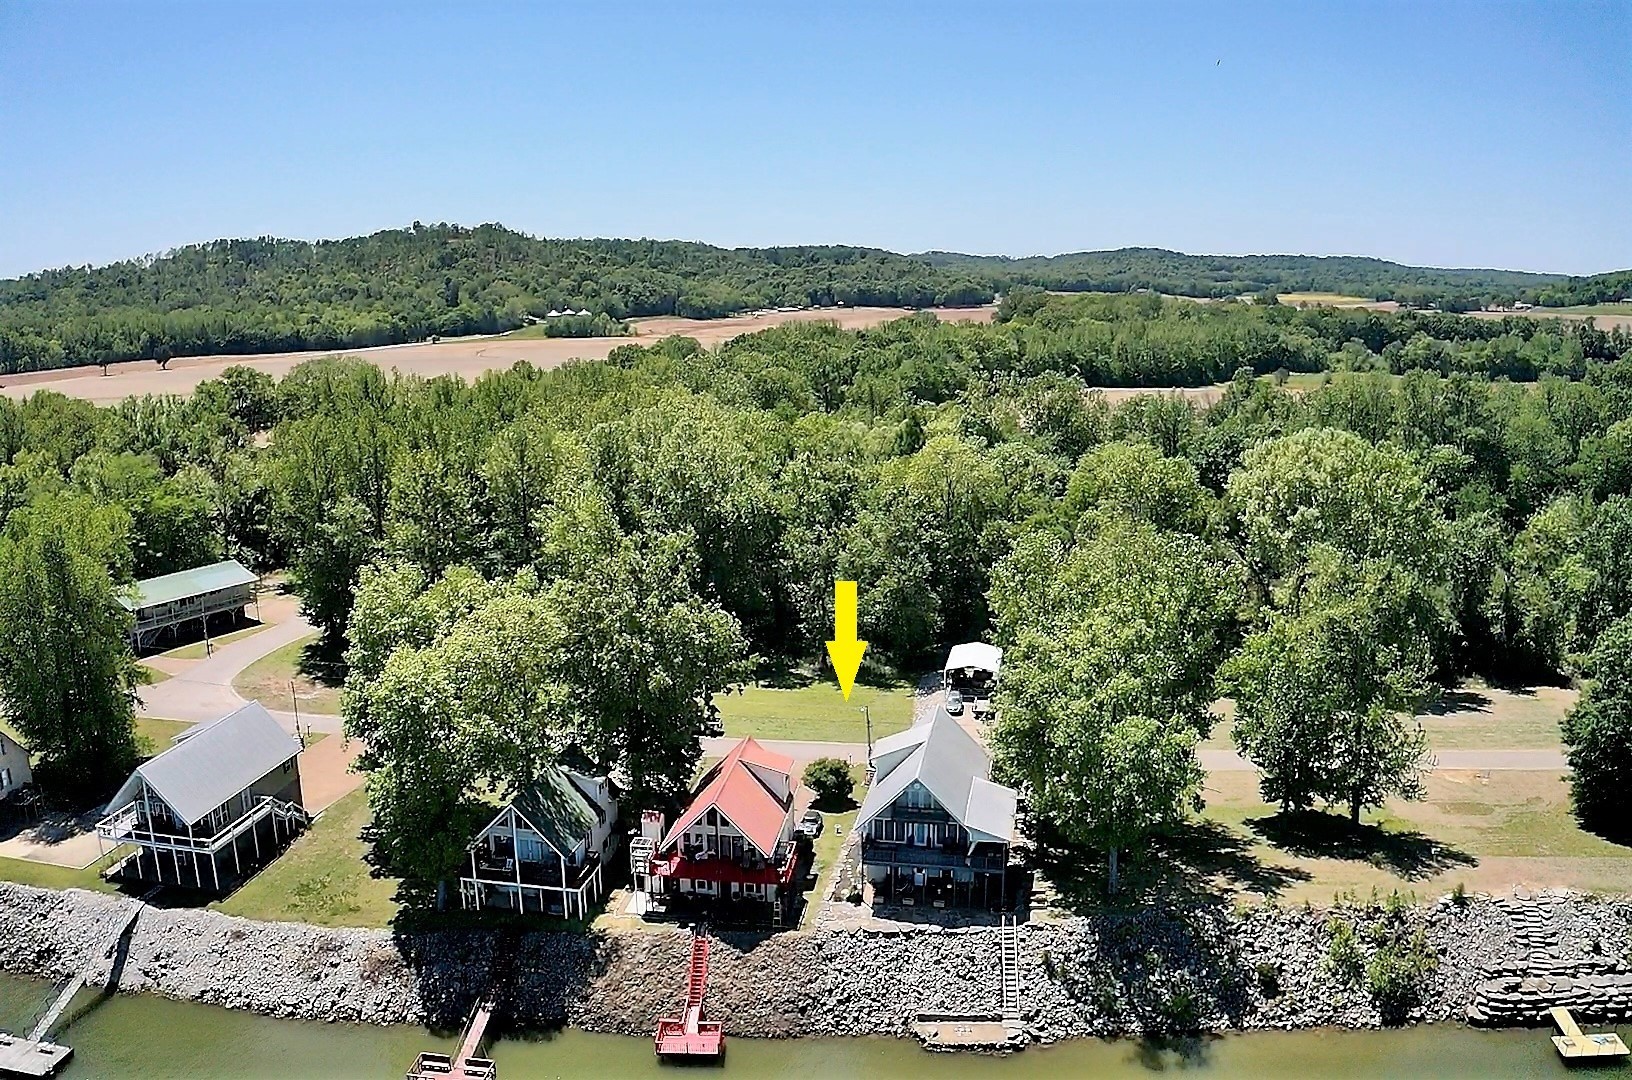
(0, 900), (142, 1078)
(912, 1013), (1026, 1051)
(406, 994), (499, 1080)
(1549, 1007), (1630, 1061)
(0, 1034), (71, 1079)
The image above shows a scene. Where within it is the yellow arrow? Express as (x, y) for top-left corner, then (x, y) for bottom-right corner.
(825, 580), (868, 700)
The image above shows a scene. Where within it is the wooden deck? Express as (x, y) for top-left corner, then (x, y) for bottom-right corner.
(654, 932), (724, 1059)
(0, 1034), (72, 1078)
(1549, 1007), (1630, 1061)
(912, 1014), (1025, 1051)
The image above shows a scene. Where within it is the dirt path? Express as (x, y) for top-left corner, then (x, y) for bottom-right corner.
(0, 305), (996, 405)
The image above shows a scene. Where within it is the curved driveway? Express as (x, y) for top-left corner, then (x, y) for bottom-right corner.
(138, 613), (343, 735)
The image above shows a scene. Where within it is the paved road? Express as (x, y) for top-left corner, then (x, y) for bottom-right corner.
(138, 612), (343, 735)
(703, 738), (1568, 773)
(186, 626), (1568, 774)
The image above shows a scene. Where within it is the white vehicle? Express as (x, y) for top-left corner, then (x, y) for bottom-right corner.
(945, 689), (965, 716)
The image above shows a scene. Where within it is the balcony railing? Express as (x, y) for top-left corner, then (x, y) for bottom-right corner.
(467, 853), (599, 889)
(861, 838), (1007, 872)
(677, 839), (794, 871)
(97, 796), (308, 853)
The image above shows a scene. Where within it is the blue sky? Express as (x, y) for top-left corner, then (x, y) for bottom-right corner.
(1, 0), (1627, 277)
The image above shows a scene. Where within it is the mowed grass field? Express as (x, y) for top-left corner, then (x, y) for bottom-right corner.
(715, 679), (916, 743)
(216, 787), (399, 927)
(1276, 292), (1382, 308)
(233, 633), (343, 716)
(1204, 680), (1572, 752)
(1195, 768), (1632, 904)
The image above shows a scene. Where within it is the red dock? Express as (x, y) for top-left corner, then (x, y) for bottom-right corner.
(654, 932), (724, 1059)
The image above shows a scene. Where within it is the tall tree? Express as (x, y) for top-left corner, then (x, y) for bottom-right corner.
(1225, 549), (1433, 822)
(989, 519), (1241, 892)
(0, 495), (140, 791)
(1562, 614), (1632, 838)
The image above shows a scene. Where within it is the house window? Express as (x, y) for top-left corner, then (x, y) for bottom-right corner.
(0, 768), (10, 791)
(706, 808), (718, 827)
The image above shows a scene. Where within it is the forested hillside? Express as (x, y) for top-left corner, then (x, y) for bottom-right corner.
(0, 223), (993, 375)
(6, 222), (1622, 378)
(923, 249), (1566, 310)
(1532, 269), (1632, 308)
(7, 291), (1632, 881)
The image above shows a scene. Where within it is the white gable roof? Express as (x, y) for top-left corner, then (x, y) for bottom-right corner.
(108, 703), (299, 825)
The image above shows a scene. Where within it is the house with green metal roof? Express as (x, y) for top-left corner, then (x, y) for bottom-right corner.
(459, 765), (618, 919)
(121, 558), (259, 651)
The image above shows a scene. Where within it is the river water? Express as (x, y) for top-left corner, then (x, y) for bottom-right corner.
(1, 974), (1626, 1079)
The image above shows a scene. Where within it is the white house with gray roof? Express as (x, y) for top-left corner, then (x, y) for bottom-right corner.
(855, 707), (1017, 909)
(97, 702), (308, 892)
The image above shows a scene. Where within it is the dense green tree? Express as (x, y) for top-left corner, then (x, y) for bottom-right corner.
(989, 519), (1241, 892)
(1562, 615), (1632, 838)
(0, 495), (140, 791)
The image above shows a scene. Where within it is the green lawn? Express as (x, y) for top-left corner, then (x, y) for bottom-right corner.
(716, 679), (916, 743)
(1552, 302), (1632, 317)
(800, 764), (866, 928)
(135, 716), (191, 756)
(159, 622), (269, 660)
(215, 787), (399, 927)
(0, 854), (120, 893)
(232, 633), (343, 716)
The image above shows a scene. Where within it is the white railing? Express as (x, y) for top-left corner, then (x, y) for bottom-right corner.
(97, 796), (308, 853)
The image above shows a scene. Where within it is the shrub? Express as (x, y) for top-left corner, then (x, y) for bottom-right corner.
(1255, 961), (1281, 999)
(803, 757), (854, 807)
(1365, 929), (1437, 1024)
(1326, 918), (1364, 987)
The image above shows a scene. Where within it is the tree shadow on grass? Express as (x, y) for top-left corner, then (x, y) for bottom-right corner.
(740, 658), (918, 692)
(1418, 688), (1491, 716)
(1244, 810), (1477, 880)
(1029, 818), (1312, 914)
(295, 637), (347, 689)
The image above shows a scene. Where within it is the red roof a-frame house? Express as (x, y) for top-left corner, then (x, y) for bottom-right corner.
(646, 738), (803, 920)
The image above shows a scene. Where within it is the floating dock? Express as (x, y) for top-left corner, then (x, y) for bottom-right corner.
(0, 900), (142, 1077)
(654, 931), (724, 1059)
(407, 993), (499, 1080)
(1549, 1006), (1630, 1062)
(0, 1034), (71, 1079)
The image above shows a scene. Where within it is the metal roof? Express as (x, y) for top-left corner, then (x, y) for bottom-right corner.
(121, 559), (257, 612)
(108, 702), (300, 825)
(944, 642), (1003, 676)
(856, 708), (1016, 845)
(660, 737), (797, 857)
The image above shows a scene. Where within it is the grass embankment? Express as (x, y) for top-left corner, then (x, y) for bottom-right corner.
(717, 678), (915, 743)
(216, 788), (399, 927)
(232, 633), (343, 716)
(0, 855), (121, 893)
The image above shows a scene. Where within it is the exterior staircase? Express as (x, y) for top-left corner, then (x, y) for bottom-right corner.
(999, 914), (1021, 1022)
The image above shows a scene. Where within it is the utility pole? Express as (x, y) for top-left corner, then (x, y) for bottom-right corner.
(291, 681), (303, 746)
(861, 704), (873, 760)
